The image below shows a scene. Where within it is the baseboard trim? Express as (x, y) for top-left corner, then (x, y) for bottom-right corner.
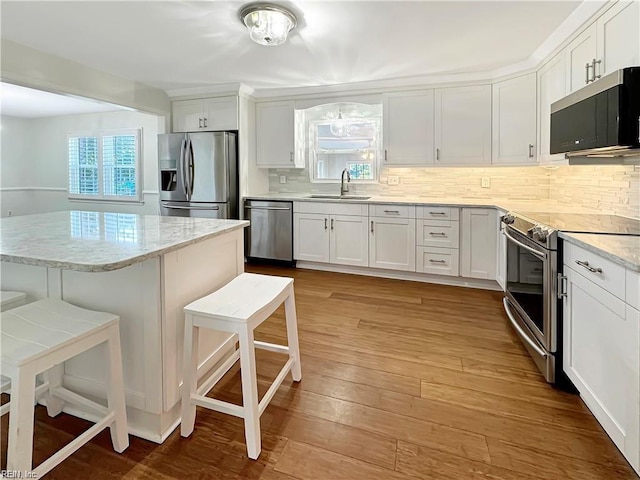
(295, 261), (502, 291)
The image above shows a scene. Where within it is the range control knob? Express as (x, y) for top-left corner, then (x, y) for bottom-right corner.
(532, 225), (548, 242)
(502, 214), (515, 225)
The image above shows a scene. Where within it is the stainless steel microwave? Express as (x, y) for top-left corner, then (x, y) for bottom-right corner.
(550, 67), (640, 159)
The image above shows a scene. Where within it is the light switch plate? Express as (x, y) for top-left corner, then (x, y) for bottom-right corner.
(387, 176), (399, 185)
(279, 175), (287, 184)
(481, 177), (490, 188)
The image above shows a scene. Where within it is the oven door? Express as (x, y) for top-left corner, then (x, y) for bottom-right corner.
(503, 226), (557, 353)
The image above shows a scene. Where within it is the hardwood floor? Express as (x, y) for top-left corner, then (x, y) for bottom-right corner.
(1, 265), (637, 479)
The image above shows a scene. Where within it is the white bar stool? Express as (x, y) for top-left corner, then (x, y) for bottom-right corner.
(1, 298), (129, 477)
(1, 291), (27, 312)
(181, 273), (302, 460)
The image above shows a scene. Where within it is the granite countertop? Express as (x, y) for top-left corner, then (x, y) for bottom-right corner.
(559, 232), (640, 272)
(0, 211), (249, 272)
(243, 193), (600, 214)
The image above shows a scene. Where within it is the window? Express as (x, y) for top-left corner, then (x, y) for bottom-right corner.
(68, 129), (142, 202)
(297, 103), (382, 183)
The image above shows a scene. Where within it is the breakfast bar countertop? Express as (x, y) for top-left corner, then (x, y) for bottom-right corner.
(0, 210), (249, 272)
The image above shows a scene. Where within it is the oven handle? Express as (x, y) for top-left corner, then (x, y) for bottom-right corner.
(503, 297), (548, 359)
(503, 229), (547, 260)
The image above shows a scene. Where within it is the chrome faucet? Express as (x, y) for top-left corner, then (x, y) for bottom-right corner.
(340, 168), (351, 196)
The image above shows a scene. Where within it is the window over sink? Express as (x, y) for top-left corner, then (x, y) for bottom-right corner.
(296, 102), (382, 183)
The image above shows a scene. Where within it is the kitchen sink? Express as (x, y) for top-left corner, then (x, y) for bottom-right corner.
(307, 194), (371, 200)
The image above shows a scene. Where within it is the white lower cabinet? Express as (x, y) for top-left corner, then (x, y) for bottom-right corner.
(293, 213), (330, 262)
(330, 215), (369, 267)
(496, 210), (507, 290)
(460, 208), (497, 280)
(416, 247), (459, 276)
(369, 217), (416, 271)
(563, 243), (640, 475)
(293, 202), (368, 267)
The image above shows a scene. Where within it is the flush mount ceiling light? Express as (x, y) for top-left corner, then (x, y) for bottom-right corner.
(240, 3), (297, 46)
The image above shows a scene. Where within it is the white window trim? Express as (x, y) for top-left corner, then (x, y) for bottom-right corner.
(67, 128), (143, 203)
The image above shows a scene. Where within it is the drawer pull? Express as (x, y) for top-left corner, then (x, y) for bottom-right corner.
(429, 232), (447, 237)
(429, 259), (447, 264)
(575, 260), (602, 274)
(383, 210), (400, 214)
(429, 212), (446, 216)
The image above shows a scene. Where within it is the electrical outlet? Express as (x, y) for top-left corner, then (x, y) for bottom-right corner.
(481, 177), (490, 188)
(7, 210), (12, 216)
(387, 176), (399, 186)
(279, 175), (287, 184)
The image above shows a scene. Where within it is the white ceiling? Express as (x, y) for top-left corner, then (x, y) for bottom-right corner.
(0, 1), (583, 95)
(1, 83), (126, 118)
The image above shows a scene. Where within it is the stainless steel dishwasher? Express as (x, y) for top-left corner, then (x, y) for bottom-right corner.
(244, 200), (294, 263)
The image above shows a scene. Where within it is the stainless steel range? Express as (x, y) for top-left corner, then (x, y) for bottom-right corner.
(501, 212), (640, 385)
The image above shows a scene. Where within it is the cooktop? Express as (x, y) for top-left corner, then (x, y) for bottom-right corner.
(514, 212), (640, 236)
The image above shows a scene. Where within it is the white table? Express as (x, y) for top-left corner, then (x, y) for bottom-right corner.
(0, 211), (248, 442)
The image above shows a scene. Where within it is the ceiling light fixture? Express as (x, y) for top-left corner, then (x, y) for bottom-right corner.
(240, 3), (297, 47)
(329, 110), (351, 138)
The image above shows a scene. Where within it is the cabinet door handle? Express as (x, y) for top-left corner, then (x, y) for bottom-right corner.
(203, 117), (208, 128)
(429, 259), (446, 264)
(331, 218), (334, 230)
(528, 144), (534, 158)
(429, 232), (447, 236)
(290, 152), (294, 162)
(575, 260), (602, 274)
(436, 148), (440, 161)
(324, 218), (328, 230)
(383, 210), (400, 214)
(371, 220), (374, 233)
(585, 62), (591, 84)
(593, 59), (601, 81)
(199, 118), (203, 128)
(384, 149), (388, 162)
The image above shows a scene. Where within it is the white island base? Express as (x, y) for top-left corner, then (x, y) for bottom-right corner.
(1, 228), (245, 443)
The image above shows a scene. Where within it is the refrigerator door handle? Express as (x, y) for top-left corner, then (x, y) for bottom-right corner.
(179, 137), (188, 198)
(161, 203), (219, 211)
(184, 137), (193, 201)
(188, 138), (195, 197)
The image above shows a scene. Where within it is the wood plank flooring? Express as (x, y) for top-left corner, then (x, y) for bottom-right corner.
(1, 265), (637, 479)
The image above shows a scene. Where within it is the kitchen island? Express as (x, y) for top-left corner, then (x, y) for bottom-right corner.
(0, 211), (249, 442)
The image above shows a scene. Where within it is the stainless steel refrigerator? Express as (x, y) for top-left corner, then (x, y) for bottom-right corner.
(158, 132), (238, 219)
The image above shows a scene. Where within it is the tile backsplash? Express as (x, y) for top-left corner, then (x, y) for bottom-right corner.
(268, 164), (640, 218)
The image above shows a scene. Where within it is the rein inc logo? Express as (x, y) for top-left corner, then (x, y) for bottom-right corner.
(1, 471), (38, 478)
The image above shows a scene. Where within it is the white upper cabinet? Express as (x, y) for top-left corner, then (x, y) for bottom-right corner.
(537, 52), (566, 164)
(492, 73), (537, 165)
(565, 1), (639, 94)
(596, 0), (640, 77)
(256, 101), (303, 169)
(172, 96), (238, 132)
(565, 24), (598, 94)
(434, 85), (492, 165)
(382, 90), (434, 166)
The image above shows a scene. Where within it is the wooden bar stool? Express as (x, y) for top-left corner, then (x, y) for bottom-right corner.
(1, 298), (129, 476)
(181, 273), (302, 459)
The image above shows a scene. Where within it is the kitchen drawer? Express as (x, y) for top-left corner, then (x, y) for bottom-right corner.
(416, 246), (460, 276)
(565, 242), (626, 301)
(417, 220), (459, 248)
(293, 201), (367, 216)
(416, 206), (459, 221)
(369, 204), (416, 219)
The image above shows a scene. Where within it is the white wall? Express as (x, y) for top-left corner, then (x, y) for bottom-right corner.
(0, 110), (162, 217)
